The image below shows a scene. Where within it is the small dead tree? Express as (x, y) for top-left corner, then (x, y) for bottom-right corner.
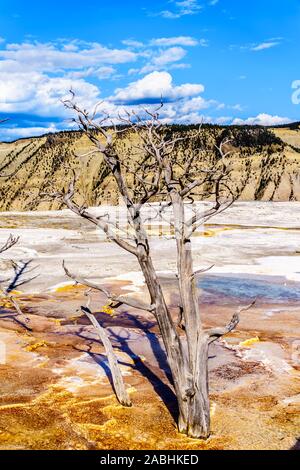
(0, 234), (19, 254)
(56, 98), (254, 439)
(0, 235), (34, 327)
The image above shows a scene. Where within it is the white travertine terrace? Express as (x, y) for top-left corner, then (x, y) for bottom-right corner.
(1, 202), (300, 293)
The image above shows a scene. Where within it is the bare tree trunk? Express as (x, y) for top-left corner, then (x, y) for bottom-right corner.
(81, 305), (132, 407)
(137, 255), (189, 394)
(137, 251), (211, 438)
(165, 189), (211, 438)
(177, 337), (210, 439)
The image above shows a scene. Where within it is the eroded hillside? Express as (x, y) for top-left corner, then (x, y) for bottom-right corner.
(0, 124), (300, 211)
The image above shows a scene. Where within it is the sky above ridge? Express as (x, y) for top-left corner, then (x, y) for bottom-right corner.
(0, 0), (299, 140)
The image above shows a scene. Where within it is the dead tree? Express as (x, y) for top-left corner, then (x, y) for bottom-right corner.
(0, 235), (33, 327)
(57, 98), (254, 439)
(0, 235), (19, 254)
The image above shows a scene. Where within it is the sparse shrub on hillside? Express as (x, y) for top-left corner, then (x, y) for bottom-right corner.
(0, 120), (297, 210)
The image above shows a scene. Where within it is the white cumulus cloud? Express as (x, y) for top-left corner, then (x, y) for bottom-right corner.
(0, 71), (101, 117)
(0, 40), (137, 74)
(112, 71), (204, 104)
(232, 113), (291, 126)
(0, 124), (60, 140)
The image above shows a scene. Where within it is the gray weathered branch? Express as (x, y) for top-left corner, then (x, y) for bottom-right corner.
(63, 261), (154, 313)
(0, 235), (19, 254)
(81, 297), (132, 407)
(207, 300), (256, 344)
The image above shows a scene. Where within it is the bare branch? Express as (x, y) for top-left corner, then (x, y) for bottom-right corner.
(4, 260), (39, 295)
(9, 296), (30, 324)
(63, 262), (155, 313)
(207, 300), (256, 344)
(0, 235), (19, 254)
(62, 176), (139, 257)
(191, 265), (214, 281)
(81, 294), (132, 407)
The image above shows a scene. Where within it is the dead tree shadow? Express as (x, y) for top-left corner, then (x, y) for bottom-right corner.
(109, 318), (178, 421)
(75, 314), (179, 422)
(93, 346), (178, 423)
(0, 259), (38, 332)
(75, 311), (173, 385)
(85, 348), (117, 393)
(0, 309), (32, 331)
(291, 439), (300, 450)
(72, 342), (115, 392)
(119, 313), (173, 386)
(5, 260), (39, 294)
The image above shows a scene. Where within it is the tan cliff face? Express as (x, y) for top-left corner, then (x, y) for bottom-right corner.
(0, 123), (300, 211)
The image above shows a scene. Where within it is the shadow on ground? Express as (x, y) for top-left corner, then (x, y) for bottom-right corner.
(291, 439), (300, 450)
(75, 311), (179, 423)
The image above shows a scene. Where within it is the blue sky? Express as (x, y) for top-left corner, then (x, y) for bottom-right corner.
(0, 0), (299, 140)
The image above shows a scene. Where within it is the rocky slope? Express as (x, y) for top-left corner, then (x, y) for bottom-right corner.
(0, 123), (300, 211)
